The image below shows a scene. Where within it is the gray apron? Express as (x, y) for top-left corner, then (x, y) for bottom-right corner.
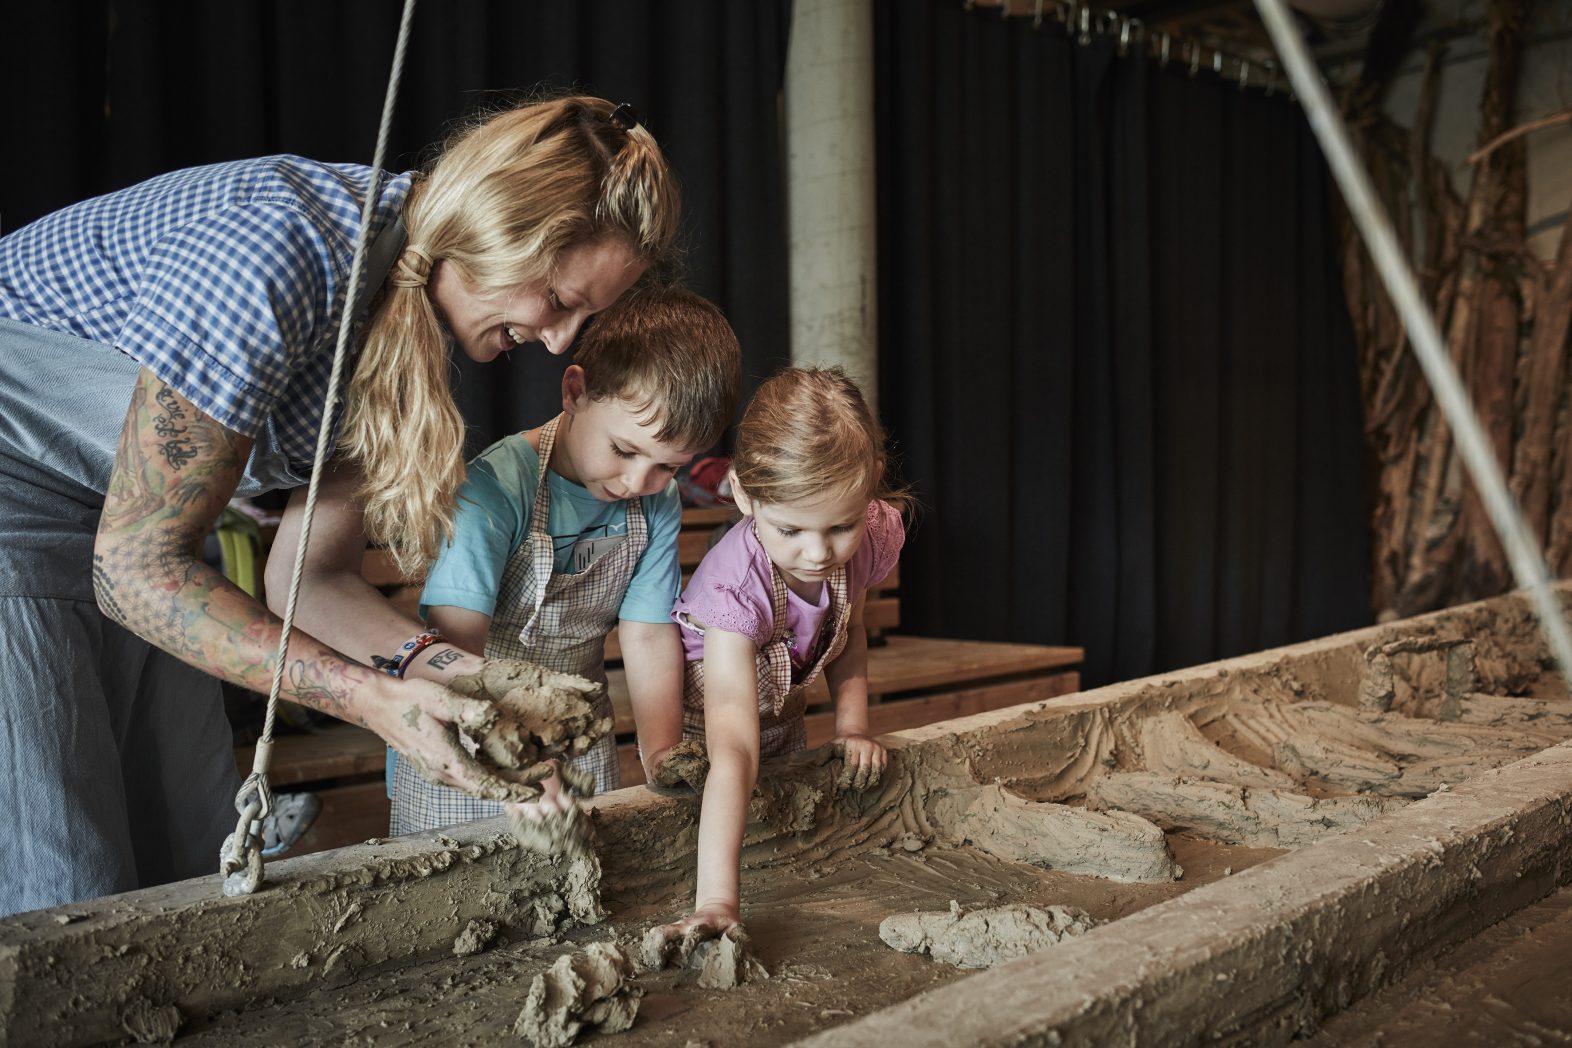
(390, 414), (641, 834)
(0, 217), (405, 916)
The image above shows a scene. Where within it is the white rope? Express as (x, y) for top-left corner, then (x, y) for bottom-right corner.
(1249, 0), (1572, 690)
(221, 0), (419, 892)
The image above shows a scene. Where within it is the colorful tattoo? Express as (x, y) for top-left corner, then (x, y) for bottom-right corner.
(93, 370), (356, 718)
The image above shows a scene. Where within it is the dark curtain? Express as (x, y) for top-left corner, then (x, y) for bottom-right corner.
(876, 1), (1371, 687)
(1, 0), (791, 455)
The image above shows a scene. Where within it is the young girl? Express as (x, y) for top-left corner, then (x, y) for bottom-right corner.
(644, 366), (907, 957)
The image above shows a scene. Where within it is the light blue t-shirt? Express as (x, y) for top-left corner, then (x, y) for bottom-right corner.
(419, 432), (683, 625)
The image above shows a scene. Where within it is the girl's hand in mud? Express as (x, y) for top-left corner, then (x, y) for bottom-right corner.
(639, 903), (742, 970)
(365, 675), (548, 804)
(832, 732), (887, 792)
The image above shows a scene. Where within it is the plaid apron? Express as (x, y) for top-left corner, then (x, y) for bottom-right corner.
(681, 549), (852, 758)
(391, 414), (640, 834)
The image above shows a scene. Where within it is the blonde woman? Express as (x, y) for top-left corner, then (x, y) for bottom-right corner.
(0, 96), (677, 915)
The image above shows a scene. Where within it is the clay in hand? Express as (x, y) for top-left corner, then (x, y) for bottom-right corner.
(638, 920), (767, 989)
(650, 738), (710, 792)
(445, 658), (611, 771)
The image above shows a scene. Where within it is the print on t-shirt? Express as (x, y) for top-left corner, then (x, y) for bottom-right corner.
(557, 521), (629, 575)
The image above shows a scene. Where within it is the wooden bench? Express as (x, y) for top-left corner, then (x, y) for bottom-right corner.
(242, 506), (1082, 853)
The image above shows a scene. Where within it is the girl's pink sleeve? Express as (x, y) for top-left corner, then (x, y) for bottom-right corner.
(860, 500), (906, 593)
(676, 579), (772, 648)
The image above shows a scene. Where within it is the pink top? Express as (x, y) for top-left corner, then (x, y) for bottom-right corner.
(674, 500), (905, 669)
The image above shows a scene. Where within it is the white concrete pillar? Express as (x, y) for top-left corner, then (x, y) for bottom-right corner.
(785, 0), (879, 410)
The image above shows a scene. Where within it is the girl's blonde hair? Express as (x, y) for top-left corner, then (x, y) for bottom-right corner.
(343, 95), (680, 578)
(732, 367), (911, 514)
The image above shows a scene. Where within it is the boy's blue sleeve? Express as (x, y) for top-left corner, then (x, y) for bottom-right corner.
(419, 456), (528, 620)
(617, 482), (684, 623)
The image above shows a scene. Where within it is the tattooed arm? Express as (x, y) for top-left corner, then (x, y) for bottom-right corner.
(93, 369), (521, 797)
(265, 465), (487, 685)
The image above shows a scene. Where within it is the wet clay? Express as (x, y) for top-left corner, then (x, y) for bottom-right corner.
(509, 803), (596, 861)
(879, 900), (1101, 968)
(689, 929), (771, 989)
(650, 739), (710, 792)
(121, 999), (183, 1044)
(637, 923), (769, 989)
(447, 658), (613, 774)
(452, 918), (500, 957)
(927, 782), (1182, 883)
(514, 941), (641, 1047)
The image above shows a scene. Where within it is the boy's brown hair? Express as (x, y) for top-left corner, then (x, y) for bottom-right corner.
(573, 284), (741, 452)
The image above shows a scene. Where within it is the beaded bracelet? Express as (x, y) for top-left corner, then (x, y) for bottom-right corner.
(372, 628), (443, 679)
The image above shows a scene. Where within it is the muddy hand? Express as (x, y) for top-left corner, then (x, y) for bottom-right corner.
(372, 678), (550, 804)
(833, 734), (887, 793)
(445, 657), (611, 771)
(639, 908), (742, 971)
(650, 738), (710, 791)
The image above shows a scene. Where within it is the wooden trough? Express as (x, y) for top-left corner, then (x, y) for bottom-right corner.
(3, 586), (1570, 1046)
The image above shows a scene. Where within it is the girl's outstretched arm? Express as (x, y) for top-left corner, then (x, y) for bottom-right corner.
(659, 627), (760, 939)
(822, 591), (887, 790)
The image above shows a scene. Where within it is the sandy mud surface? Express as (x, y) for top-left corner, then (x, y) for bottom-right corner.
(173, 833), (1274, 1046)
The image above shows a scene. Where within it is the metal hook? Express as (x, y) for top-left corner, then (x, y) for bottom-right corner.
(1238, 58), (1251, 90)
(1263, 59), (1277, 97)
(1188, 42), (1201, 77)
(1078, 5), (1091, 45)
(1158, 32), (1171, 66)
(1032, 0), (1045, 29)
(1118, 18), (1131, 56)
(1213, 49), (1223, 75)
(1001, 0), (1010, 19)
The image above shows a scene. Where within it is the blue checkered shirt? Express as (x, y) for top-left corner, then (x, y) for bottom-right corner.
(0, 156), (412, 465)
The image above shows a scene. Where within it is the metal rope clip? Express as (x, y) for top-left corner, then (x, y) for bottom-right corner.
(1032, 0), (1045, 29)
(1078, 5), (1091, 45)
(1188, 42), (1202, 77)
(1238, 58), (1251, 90)
(1158, 32), (1171, 66)
(219, 768), (274, 896)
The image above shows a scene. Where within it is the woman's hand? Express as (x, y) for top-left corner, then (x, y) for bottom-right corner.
(832, 732), (887, 792)
(362, 675), (562, 803)
(444, 657), (612, 768)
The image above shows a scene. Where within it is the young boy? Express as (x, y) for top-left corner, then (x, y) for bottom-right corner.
(389, 285), (741, 834)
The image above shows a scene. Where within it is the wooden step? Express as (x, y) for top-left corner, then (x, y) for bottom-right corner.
(235, 722), (386, 787)
(606, 635), (1083, 735)
(614, 661), (1081, 787)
